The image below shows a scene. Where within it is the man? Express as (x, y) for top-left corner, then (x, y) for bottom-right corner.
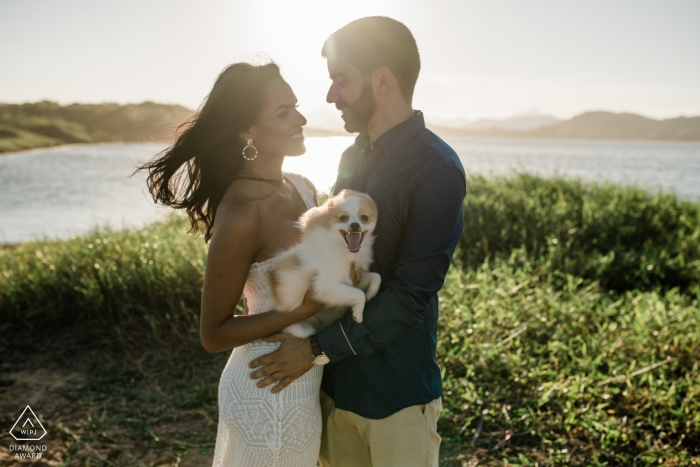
(249, 16), (466, 466)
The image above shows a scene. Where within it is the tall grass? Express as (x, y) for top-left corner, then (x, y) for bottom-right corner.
(1, 216), (208, 348)
(2, 175), (699, 464)
(459, 175), (700, 292)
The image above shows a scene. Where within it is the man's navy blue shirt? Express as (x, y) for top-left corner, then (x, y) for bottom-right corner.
(316, 111), (466, 419)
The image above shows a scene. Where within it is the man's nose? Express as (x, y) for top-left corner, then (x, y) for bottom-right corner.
(296, 109), (308, 127)
(326, 82), (340, 103)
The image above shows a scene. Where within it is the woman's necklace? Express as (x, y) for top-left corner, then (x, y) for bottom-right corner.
(234, 169), (285, 186)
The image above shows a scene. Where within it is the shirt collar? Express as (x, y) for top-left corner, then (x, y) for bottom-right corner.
(353, 132), (371, 153)
(376, 110), (425, 158)
(352, 110), (426, 158)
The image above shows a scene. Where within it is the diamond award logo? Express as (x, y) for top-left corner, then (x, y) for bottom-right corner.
(9, 406), (47, 441)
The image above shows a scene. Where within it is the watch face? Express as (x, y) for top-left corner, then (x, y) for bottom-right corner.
(314, 355), (330, 366)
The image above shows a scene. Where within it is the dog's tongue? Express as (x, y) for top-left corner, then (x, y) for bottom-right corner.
(346, 232), (362, 252)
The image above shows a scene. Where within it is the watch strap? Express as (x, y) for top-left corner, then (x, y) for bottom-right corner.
(309, 334), (323, 358)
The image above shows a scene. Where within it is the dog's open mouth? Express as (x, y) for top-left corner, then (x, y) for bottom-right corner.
(340, 230), (367, 253)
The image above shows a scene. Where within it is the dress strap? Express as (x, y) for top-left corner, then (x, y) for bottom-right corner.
(284, 172), (317, 209)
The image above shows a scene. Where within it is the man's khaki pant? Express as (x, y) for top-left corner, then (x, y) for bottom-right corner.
(318, 391), (442, 467)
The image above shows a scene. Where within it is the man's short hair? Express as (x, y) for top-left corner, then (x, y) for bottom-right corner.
(322, 16), (421, 105)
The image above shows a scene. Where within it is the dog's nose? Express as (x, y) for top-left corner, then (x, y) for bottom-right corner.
(350, 222), (360, 231)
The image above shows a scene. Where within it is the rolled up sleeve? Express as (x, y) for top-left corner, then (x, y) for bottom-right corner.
(317, 166), (466, 361)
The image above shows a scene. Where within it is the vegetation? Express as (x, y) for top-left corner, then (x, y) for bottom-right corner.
(1, 175), (698, 465)
(458, 175), (700, 292)
(0, 101), (193, 153)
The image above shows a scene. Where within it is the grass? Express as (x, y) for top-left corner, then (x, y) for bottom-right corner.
(438, 258), (698, 465)
(0, 123), (59, 153)
(458, 175), (700, 292)
(0, 216), (209, 350)
(1, 175), (699, 466)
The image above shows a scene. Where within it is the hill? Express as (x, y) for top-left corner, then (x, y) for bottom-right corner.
(0, 101), (194, 153)
(528, 111), (700, 140)
(431, 111), (700, 141)
(431, 114), (562, 132)
(3, 103), (699, 154)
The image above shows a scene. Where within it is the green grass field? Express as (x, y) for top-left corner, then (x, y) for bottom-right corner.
(1, 175), (698, 466)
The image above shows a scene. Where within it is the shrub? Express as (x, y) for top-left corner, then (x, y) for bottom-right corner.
(459, 175), (700, 292)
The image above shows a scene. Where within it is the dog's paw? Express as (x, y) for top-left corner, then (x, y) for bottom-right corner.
(351, 303), (365, 323)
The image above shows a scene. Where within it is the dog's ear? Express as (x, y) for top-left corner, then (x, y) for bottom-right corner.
(325, 191), (343, 209)
(298, 206), (325, 231)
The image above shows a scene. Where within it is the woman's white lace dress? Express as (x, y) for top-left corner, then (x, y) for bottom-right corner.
(212, 173), (323, 467)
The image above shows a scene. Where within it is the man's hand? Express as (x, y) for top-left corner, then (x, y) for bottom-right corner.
(248, 333), (314, 393)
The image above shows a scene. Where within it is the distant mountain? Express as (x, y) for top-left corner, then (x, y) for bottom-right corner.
(0, 101), (193, 153)
(435, 114), (562, 132)
(3, 103), (698, 154)
(431, 111), (700, 141)
(527, 111), (700, 140)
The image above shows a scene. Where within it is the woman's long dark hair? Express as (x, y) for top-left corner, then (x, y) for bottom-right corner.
(137, 62), (283, 242)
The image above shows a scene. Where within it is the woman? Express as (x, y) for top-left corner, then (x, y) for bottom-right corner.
(140, 62), (332, 466)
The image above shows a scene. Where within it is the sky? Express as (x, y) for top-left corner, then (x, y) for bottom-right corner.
(1, 0), (699, 129)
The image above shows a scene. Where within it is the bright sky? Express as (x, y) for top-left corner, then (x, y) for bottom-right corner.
(1, 0), (699, 127)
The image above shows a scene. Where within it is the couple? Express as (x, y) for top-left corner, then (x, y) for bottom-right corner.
(144, 16), (465, 467)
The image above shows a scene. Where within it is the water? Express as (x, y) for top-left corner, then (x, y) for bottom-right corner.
(451, 138), (700, 200)
(0, 137), (698, 243)
(0, 138), (351, 244)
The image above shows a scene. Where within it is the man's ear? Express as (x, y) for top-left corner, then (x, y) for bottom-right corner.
(373, 67), (395, 96)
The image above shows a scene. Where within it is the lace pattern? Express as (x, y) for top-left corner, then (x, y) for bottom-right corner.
(212, 173), (322, 467)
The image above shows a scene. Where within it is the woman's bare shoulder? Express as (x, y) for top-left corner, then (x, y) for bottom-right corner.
(213, 188), (261, 241)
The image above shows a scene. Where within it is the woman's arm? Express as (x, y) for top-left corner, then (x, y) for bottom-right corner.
(199, 202), (322, 353)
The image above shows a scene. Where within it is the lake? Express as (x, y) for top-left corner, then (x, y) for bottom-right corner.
(1, 137), (698, 244)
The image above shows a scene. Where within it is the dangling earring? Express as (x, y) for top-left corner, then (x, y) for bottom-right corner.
(242, 139), (258, 161)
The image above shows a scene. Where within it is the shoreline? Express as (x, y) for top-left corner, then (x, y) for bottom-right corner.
(3, 134), (700, 158)
(3, 177), (699, 247)
(0, 140), (169, 157)
(0, 128), (355, 157)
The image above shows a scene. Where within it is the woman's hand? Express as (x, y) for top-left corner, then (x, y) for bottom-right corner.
(290, 263), (362, 321)
(290, 265), (361, 322)
(290, 289), (324, 321)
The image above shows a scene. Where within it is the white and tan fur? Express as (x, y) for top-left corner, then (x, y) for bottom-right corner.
(269, 189), (382, 338)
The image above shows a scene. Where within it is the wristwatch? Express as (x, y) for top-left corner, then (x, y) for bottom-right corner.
(309, 334), (330, 366)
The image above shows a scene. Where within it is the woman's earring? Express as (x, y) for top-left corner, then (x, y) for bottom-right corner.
(242, 139), (258, 161)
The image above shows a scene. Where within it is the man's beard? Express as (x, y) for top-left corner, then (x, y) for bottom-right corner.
(342, 79), (376, 134)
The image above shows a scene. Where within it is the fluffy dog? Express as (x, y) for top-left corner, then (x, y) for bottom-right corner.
(269, 189), (382, 338)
